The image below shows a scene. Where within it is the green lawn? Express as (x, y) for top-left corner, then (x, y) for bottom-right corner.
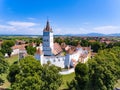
(5, 55), (18, 66)
(59, 73), (120, 90)
(0, 73), (10, 89)
(115, 79), (120, 88)
(59, 73), (75, 90)
(0, 55), (18, 89)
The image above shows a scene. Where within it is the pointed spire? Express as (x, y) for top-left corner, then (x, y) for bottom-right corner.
(46, 20), (50, 30)
(43, 20), (52, 32)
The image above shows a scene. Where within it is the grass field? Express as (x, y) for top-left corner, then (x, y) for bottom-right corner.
(59, 73), (75, 90)
(5, 55), (18, 66)
(115, 79), (120, 88)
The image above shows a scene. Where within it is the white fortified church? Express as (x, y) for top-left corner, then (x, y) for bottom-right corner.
(35, 20), (91, 68)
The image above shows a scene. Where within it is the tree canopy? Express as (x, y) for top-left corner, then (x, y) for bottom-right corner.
(68, 46), (120, 90)
(0, 52), (8, 85)
(0, 40), (15, 57)
(25, 45), (36, 55)
(68, 63), (89, 90)
(8, 56), (62, 90)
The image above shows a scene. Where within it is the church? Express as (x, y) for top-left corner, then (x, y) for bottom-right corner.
(35, 20), (91, 68)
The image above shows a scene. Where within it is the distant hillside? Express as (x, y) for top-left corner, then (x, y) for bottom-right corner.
(64, 33), (120, 37)
(109, 33), (120, 36)
(0, 33), (120, 37)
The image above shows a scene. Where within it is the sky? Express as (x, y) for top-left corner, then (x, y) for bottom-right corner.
(0, 0), (120, 35)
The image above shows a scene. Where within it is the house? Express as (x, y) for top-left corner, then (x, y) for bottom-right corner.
(11, 44), (28, 56)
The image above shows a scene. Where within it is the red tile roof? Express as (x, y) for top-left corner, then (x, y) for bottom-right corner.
(61, 43), (67, 49)
(11, 44), (28, 50)
(36, 48), (43, 55)
(82, 47), (91, 51)
(66, 46), (77, 54)
(53, 43), (63, 55)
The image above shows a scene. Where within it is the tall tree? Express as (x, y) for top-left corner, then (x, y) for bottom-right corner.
(68, 63), (89, 90)
(25, 45), (36, 55)
(41, 64), (62, 90)
(68, 47), (120, 90)
(88, 47), (120, 90)
(8, 56), (62, 90)
(0, 40), (15, 57)
(0, 52), (8, 85)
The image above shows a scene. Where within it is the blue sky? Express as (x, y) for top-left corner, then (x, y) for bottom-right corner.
(0, 0), (120, 35)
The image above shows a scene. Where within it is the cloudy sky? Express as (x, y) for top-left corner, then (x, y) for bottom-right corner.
(0, 0), (120, 35)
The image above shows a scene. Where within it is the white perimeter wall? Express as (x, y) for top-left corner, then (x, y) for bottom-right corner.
(43, 56), (65, 68)
(11, 49), (19, 55)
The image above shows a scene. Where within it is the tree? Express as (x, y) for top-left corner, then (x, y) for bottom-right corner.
(41, 64), (62, 90)
(35, 38), (42, 46)
(7, 64), (20, 83)
(90, 42), (101, 52)
(8, 56), (43, 90)
(8, 56), (62, 90)
(80, 40), (89, 47)
(0, 40), (15, 57)
(88, 47), (120, 90)
(68, 63), (89, 90)
(0, 52), (8, 85)
(25, 45), (36, 55)
(68, 47), (120, 90)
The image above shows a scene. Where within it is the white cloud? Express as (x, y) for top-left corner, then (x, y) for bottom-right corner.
(8, 21), (37, 27)
(0, 21), (41, 35)
(0, 25), (16, 31)
(93, 25), (120, 34)
(53, 25), (120, 35)
(83, 22), (91, 25)
(27, 17), (36, 20)
(0, 20), (120, 35)
(53, 28), (63, 35)
(78, 28), (89, 34)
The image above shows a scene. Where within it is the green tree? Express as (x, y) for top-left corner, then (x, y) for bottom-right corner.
(68, 63), (89, 90)
(88, 47), (120, 90)
(0, 40), (15, 57)
(68, 47), (120, 90)
(80, 40), (89, 47)
(90, 42), (101, 52)
(41, 64), (62, 90)
(7, 64), (20, 83)
(0, 52), (8, 85)
(25, 45), (36, 55)
(8, 56), (62, 90)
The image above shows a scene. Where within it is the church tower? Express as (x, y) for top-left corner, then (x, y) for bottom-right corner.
(43, 20), (54, 56)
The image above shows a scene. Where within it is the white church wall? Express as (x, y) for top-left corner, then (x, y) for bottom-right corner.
(11, 49), (19, 55)
(65, 54), (71, 68)
(64, 48), (84, 68)
(40, 44), (43, 51)
(43, 56), (65, 68)
(70, 48), (83, 61)
(34, 54), (44, 65)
